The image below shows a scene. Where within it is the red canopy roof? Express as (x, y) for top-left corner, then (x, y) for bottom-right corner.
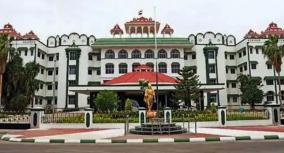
(245, 22), (284, 38)
(104, 71), (177, 85)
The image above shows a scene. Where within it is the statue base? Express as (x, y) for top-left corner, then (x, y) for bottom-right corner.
(130, 117), (187, 135)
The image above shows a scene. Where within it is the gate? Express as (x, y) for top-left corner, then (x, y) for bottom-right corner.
(0, 113), (30, 129)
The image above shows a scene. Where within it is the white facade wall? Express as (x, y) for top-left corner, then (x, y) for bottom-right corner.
(10, 31), (284, 110)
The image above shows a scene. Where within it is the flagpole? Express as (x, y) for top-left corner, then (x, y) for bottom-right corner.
(154, 6), (159, 114)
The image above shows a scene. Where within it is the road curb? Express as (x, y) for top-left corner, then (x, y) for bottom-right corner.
(1, 135), (283, 144)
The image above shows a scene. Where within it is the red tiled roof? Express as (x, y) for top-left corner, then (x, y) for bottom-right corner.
(111, 24), (123, 35)
(104, 72), (177, 85)
(161, 24), (174, 35)
(245, 22), (284, 38)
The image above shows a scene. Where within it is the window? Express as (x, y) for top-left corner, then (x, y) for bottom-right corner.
(251, 63), (257, 69)
(233, 97), (238, 102)
(240, 67), (243, 72)
(47, 99), (52, 105)
(145, 49), (154, 58)
(231, 83), (237, 88)
(226, 68), (228, 74)
(105, 50), (115, 59)
(158, 62), (167, 73)
(131, 49), (141, 58)
(105, 63), (114, 74)
(25, 50), (27, 56)
(244, 65), (247, 71)
(266, 91), (274, 101)
(230, 54), (235, 60)
(40, 84), (43, 89)
(48, 70), (53, 76)
(96, 69), (101, 75)
(281, 80), (284, 85)
(158, 49), (167, 58)
(118, 50), (128, 59)
(49, 56), (54, 61)
(37, 51), (41, 57)
(256, 48), (259, 54)
(41, 68), (44, 74)
(171, 62), (180, 73)
(56, 54), (59, 60)
(68, 95), (76, 105)
(238, 52), (242, 58)
(41, 53), (45, 60)
(88, 55), (93, 60)
(69, 66), (77, 75)
(266, 80), (274, 85)
(70, 52), (77, 60)
(243, 50), (246, 56)
(47, 84), (52, 90)
(132, 63), (140, 72)
(31, 50), (34, 56)
(209, 65), (215, 73)
(184, 54), (188, 60)
(88, 68), (92, 75)
(39, 99), (42, 105)
(208, 51), (215, 59)
(231, 68), (235, 74)
(170, 49), (180, 58)
(192, 53), (196, 59)
(209, 93), (217, 103)
(209, 79), (216, 84)
(225, 54), (227, 59)
(69, 80), (77, 86)
(146, 63), (154, 70)
(119, 63), (128, 74)
(281, 91), (284, 100)
(267, 64), (272, 69)
(56, 68), (58, 75)
(249, 48), (253, 54)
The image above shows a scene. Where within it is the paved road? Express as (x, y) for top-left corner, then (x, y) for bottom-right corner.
(0, 140), (284, 153)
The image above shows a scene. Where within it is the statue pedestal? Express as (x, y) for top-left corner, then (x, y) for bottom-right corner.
(164, 107), (172, 123)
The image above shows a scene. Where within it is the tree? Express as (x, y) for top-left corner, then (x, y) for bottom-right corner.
(263, 36), (284, 105)
(95, 90), (119, 112)
(0, 34), (12, 107)
(237, 74), (263, 109)
(175, 66), (200, 109)
(124, 98), (133, 112)
(2, 51), (39, 112)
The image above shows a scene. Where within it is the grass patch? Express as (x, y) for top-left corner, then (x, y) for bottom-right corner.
(111, 139), (127, 143)
(205, 137), (220, 142)
(174, 138), (190, 142)
(264, 135), (279, 140)
(49, 139), (65, 143)
(235, 136), (251, 141)
(143, 139), (158, 143)
(21, 139), (35, 143)
(80, 139), (96, 143)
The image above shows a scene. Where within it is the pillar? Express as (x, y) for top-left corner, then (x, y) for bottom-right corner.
(30, 107), (44, 129)
(265, 104), (280, 125)
(139, 107), (146, 125)
(164, 107), (172, 123)
(85, 108), (93, 128)
(218, 106), (226, 126)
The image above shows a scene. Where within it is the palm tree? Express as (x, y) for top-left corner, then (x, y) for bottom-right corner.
(0, 34), (11, 107)
(263, 36), (284, 105)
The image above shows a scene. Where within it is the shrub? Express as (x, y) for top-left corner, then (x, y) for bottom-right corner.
(95, 90), (119, 113)
(124, 98), (133, 112)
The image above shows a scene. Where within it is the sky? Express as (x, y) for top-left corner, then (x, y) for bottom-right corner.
(0, 0), (284, 42)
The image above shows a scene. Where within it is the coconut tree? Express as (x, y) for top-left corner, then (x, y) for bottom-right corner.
(263, 36), (284, 105)
(0, 34), (12, 107)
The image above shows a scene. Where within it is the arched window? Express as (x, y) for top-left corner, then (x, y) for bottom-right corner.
(132, 63), (140, 72)
(158, 62), (167, 73)
(171, 62), (180, 73)
(105, 50), (115, 59)
(266, 91), (274, 101)
(105, 63), (114, 74)
(158, 49), (167, 58)
(145, 49), (154, 58)
(170, 49), (180, 58)
(119, 63), (128, 74)
(118, 50), (128, 59)
(131, 49), (141, 58)
(146, 62), (154, 71)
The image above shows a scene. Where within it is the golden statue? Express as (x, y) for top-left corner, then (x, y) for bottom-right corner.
(144, 83), (156, 118)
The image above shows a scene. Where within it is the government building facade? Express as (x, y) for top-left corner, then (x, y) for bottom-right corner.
(1, 14), (284, 110)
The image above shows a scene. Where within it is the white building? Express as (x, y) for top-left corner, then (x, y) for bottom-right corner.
(1, 15), (284, 110)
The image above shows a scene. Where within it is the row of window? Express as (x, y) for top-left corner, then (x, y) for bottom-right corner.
(40, 68), (59, 75)
(227, 82), (237, 88)
(104, 62), (181, 74)
(35, 98), (57, 105)
(38, 83), (58, 90)
(266, 79), (284, 85)
(104, 49), (181, 59)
